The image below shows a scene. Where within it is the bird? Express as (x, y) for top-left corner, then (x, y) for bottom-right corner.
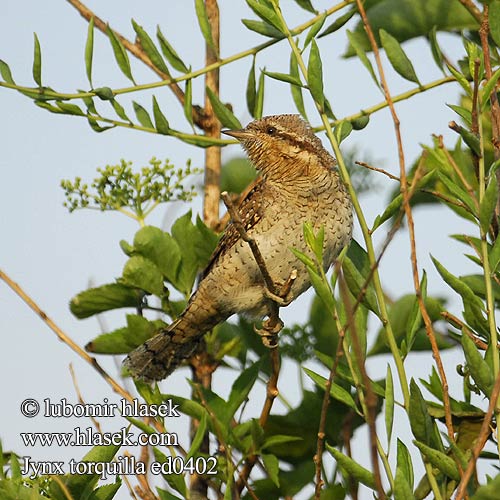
(123, 114), (353, 381)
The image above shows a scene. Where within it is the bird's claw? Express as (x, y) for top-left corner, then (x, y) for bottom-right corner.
(254, 317), (283, 348)
(264, 288), (294, 307)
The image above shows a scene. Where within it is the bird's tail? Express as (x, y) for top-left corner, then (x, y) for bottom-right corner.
(123, 299), (224, 382)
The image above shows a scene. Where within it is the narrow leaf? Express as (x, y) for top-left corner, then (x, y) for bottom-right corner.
(241, 19), (285, 39)
(195, 0), (215, 49)
(372, 194), (403, 231)
(56, 101), (85, 116)
(326, 444), (376, 489)
(255, 69), (265, 119)
(206, 87), (242, 129)
(107, 25), (134, 82)
(307, 39), (324, 107)
(246, 0), (284, 33)
(304, 12), (326, 48)
(290, 51), (306, 119)
(462, 331), (493, 396)
(385, 365), (394, 447)
(184, 78), (193, 126)
(319, 9), (356, 38)
(446, 63), (471, 96)
(264, 71), (302, 86)
(490, 0), (500, 48)
(85, 17), (95, 87)
(293, 0), (316, 14)
(157, 27), (189, 73)
(152, 96), (170, 134)
(111, 98), (132, 122)
(346, 30), (379, 88)
(186, 411), (208, 460)
(262, 453), (280, 487)
(489, 234), (500, 273)
(396, 439), (414, 490)
(132, 20), (169, 75)
(409, 379), (433, 445)
(428, 26), (444, 73)
(447, 103), (472, 126)
(480, 173), (499, 233)
(32, 33), (42, 86)
(246, 58), (256, 116)
(133, 101), (154, 129)
(482, 67), (500, 110)
(0, 60), (15, 84)
(342, 256), (380, 315)
(413, 441), (460, 481)
(380, 29), (420, 84)
(334, 119), (353, 144)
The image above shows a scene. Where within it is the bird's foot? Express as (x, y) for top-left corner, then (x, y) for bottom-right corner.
(264, 288), (294, 307)
(254, 317), (283, 348)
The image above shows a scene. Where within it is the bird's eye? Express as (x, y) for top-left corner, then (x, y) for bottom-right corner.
(266, 126), (276, 135)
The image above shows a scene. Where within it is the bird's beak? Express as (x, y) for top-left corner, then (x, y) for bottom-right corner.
(222, 129), (252, 140)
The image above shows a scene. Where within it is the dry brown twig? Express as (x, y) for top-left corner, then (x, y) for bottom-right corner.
(355, 160), (400, 182)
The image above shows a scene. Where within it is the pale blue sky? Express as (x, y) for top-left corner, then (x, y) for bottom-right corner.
(0, 1), (488, 498)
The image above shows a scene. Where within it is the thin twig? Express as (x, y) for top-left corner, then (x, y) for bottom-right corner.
(355, 161), (400, 182)
(455, 370), (500, 500)
(457, 0), (483, 24)
(0, 268), (134, 403)
(440, 311), (491, 350)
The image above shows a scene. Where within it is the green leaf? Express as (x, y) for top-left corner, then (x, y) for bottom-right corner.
(186, 411), (208, 460)
(446, 62), (472, 97)
(152, 96), (170, 134)
(436, 171), (477, 214)
(94, 86), (115, 100)
(241, 19), (285, 39)
(246, 0), (284, 33)
(304, 12), (326, 48)
(413, 440), (461, 481)
(226, 361), (261, 423)
(132, 20), (169, 75)
(431, 256), (485, 311)
(122, 255), (164, 296)
(85, 17), (95, 87)
(462, 331), (493, 396)
(152, 448), (187, 497)
(480, 171), (499, 233)
(111, 98), (131, 122)
(157, 27), (189, 73)
(32, 33), (42, 86)
(133, 226), (181, 285)
(319, 9), (356, 38)
(372, 194), (403, 231)
(326, 444), (376, 489)
(195, 0), (215, 49)
(262, 453), (280, 487)
(56, 101), (85, 116)
(61, 444), (121, 497)
(385, 365), (394, 447)
(490, 1), (500, 48)
(246, 58), (256, 117)
(303, 367), (359, 413)
(307, 39), (324, 107)
(342, 256), (380, 315)
(86, 315), (164, 354)
(70, 283), (143, 319)
(346, 30), (379, 88)
(406, 271), (426, 350)
(107, 25), (134, 82)
(0, 60), (15, 84)
(255, 69), (265, 119)
(409, 379), (433, 445)
(264, 71), (302, 87)
(334, 119), (353, 144)
(351, 114), (370, 130)
(396, 439), (414, 490)
(428, 26), (444, 73)
(133, 101), (154, 129)
(87, 117), (115, 133)
(489, 234), (500, 273)
(290, 51), (307, 119)
(293, 0), (316, 14)
(447, 104), (472, 126)
(379, 29), (420, 84)
(91, 482), (122, 500)
(184, 77), (193, 126)
(470, 473), (500, 499)
(481, 66), (500, 110)
(206, 87), (242, 129)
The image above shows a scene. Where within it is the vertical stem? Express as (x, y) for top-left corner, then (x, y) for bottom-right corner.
(191, 2), (220, 498)
(203, 0), (222, 230)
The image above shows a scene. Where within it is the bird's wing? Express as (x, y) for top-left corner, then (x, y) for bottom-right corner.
(201, 177), (265, 279)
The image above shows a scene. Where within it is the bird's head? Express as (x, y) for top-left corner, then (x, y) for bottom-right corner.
(223, 114), (334, 179)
